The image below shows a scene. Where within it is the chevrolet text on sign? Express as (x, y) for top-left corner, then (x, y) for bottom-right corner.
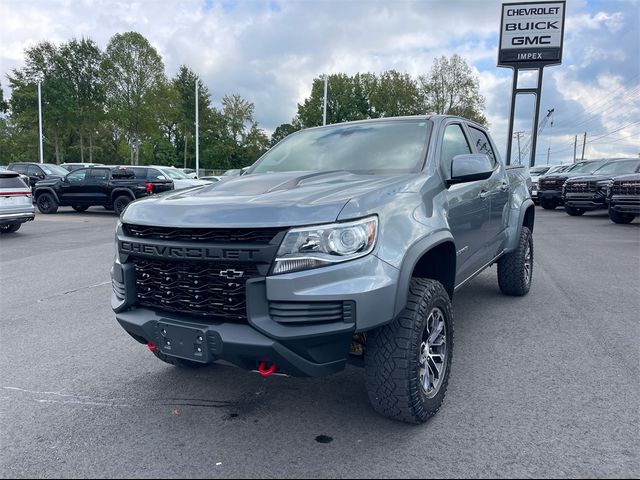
(498, 1), (565, 67)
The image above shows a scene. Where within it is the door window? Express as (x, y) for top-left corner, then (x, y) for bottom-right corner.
(27, 165), (44, 178)
(89, 169), (110, 181)
(468, 126), (497, 166)
(67, 169), (88, 183)
(441, 124), (472, 178)
(10, 164), (28, 175)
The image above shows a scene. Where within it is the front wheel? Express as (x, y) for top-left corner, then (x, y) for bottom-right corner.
(608, 208), (635, 224)
(0, 224), (21, 234)
(498, 226), (533, 296)
(365, 278), (453, 424)
(72, 205), (89, 212)
(564, 205), (585, 216)
(540, 198), (557, 210)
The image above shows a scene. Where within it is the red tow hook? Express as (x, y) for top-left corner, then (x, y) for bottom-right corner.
(257, 361), (277, 377)
(147, 342), (157, 351)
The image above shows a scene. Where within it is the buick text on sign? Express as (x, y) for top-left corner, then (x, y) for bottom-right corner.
(498, 1), (565, 67)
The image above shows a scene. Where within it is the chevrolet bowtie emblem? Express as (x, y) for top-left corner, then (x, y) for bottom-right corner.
(219, 269), (244, 280)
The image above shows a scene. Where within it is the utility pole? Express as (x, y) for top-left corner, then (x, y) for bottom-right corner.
(546, 147), (550, 165)
(513, 131), (524, 165)
(573, 135), (577, 163)
(580, 131), (587, 161)
(37, 81), (43, 163)
(195, 80), (199, 177)
(322, 75), (328, 126)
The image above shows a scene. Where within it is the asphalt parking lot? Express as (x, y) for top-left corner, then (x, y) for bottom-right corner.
(1, 207), (638, 478)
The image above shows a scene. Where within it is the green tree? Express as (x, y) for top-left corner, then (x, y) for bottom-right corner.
(270, 122), (300, 146)
(419, 54), (487, 125)
(368, 70), (423, 117)
(222, 94), (254, 143)
(57, 38), (104, 162)
(172, 66), (212, 168)
(7, 41), (74, 163)
(101, 31), (166, 165)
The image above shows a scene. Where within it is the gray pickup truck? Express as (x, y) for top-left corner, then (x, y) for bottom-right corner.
(112, 115), (534, 424)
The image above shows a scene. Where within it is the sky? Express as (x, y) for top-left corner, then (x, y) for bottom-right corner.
(1, 0), (638, 165)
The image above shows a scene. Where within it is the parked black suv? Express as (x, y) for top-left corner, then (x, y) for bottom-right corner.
(607, 173), (640, 224)
(537, 160), (611, 210)
(562, 159), (640, 216)
(34, 166), (174, 215)
(7, 162), (69, 189)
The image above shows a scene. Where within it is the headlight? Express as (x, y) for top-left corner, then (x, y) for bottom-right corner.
(273, 216), (378, 274)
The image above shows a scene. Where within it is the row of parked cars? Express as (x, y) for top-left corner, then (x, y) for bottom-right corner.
(529, 158), (640, 224)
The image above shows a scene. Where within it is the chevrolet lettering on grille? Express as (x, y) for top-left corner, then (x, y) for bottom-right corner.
(119, 240), (260, 261)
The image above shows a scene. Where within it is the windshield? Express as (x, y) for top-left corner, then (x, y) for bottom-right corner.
(41, 164), (69, 176)
(530, 166), (550, 175)
(593, 160), (640, 175)
(159, 168), (189, 179)
(567, 161), (603, 174)
(252, 119), (432, 175)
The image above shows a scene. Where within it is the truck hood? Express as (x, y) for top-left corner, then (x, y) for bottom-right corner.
(122, 170), (419, 228)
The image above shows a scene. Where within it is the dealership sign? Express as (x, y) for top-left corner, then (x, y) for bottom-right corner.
(498, 1), (566, 67)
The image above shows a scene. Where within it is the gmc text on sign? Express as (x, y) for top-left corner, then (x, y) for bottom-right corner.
(498, 1), (565, 67)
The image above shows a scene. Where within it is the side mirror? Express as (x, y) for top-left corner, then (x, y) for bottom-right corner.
(448, 154), (493, 186)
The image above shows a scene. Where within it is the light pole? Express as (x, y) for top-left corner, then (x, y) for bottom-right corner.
(38, 81), (43, 163)
(195, 80), (199, 177)
(322, 74), (328, 126)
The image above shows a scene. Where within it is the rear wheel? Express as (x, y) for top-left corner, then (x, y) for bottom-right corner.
(564, 205), (585, 216)
(113, 195), (131, 216)
(609, 208), (635, 224)
(0, 224), (21, 234)
(540, 198), (557, 210)
(498, 226), (533, 296)
(72, 205), (89, 212)
(365, 278), (453, 424)
(151, 349), (207, 369)
(36, 193), (58, 214)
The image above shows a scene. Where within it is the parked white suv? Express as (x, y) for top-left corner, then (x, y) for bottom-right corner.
(0, 171), (35, 234)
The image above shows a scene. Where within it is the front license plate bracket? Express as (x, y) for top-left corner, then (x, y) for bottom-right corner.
(157, 322), (208, 363)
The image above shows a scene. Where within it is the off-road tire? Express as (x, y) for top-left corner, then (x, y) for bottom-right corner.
(608, 208), (635, 224)
(72, 205), (89, 212)
(36, 193), (58, 214)
(151, 349), (207, 369)
(365, 278), (453, 424)
(540, 198), (557, 210)
(564, 205), (585, 216)
(498, 226), (533, 296)
(0, 224), (21, 234)
(113, 195), (132, 216)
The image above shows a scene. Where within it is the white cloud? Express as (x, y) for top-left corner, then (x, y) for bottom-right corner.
(1, 0), (638, 161)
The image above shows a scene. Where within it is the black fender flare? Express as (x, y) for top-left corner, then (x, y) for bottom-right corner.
(110, 188), (136, 204)
(505, 199), (535, 252)
(393, 230), (456, 317)
(34, 187), (61, 204)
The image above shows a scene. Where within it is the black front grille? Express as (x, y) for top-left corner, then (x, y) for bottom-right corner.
(613, 181), (640, 196)
(133, 257), (259, 322)
(565, 181), (596, 193)
(539, 177), (565, 191)
(124, 224), (285, 243)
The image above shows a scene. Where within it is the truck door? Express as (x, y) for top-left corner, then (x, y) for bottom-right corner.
(467, 125), (509, 257)
(59, 168), (89, 204)
(440, 123), (492, 284)
(86, 168), (111, 204)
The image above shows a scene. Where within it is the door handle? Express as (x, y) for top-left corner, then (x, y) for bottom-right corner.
(479, 190), (490, 199)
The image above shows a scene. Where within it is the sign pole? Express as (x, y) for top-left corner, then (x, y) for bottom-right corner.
(38, 81), (44, 163)
(195, 80), (199, 177)
(498, 1), (565, 168)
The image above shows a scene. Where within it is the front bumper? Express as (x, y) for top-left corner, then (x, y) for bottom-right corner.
(563, 193), (606, 210)
(609, 196), (640, 214)
(113, 254), (400, 377)
(538, 190), (562, 202)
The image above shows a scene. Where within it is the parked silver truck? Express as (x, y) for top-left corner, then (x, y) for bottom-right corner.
(112, 115), (534, 424)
